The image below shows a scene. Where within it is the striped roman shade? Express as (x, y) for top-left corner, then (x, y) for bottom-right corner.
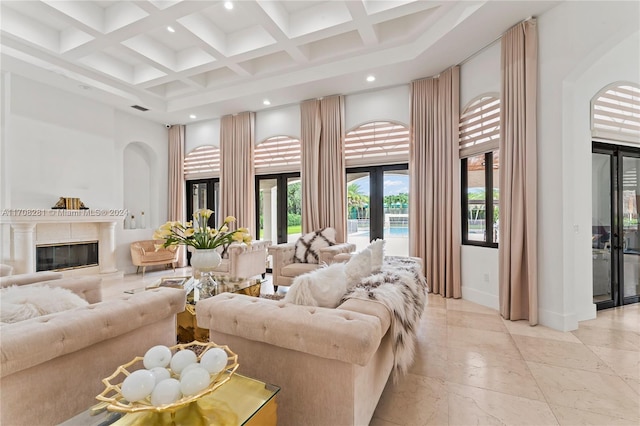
(184, 145), (220, 179)
(459, 95), (500, 158)
(344, 121), (409, 167)
(254, 135), (301, 174)
(592, 83), (640, 144)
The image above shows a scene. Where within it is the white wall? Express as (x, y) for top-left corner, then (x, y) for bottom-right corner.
(345, 85), (410, 130)
(0, 74), (169, 274)
(458, 39), (501, 309)
(256, 104), (301, 142)
(186, 119), (220, 153)
(537, 1), (639, 330)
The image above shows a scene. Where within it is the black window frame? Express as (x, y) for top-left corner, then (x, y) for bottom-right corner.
(461, 151), (498, 248)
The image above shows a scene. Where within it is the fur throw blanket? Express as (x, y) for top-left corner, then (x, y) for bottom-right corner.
(341, 256), (428, 379)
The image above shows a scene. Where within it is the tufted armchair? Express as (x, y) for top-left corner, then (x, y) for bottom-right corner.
(189, 240), (272, 280)
(268, 241), (356, 289)
(130, 240), (179, 277)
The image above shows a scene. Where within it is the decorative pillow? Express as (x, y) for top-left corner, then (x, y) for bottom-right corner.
(345, 248), (372, 290)
(367, 239), (386, 273)
(0, 285), (89, 324)
(284, 263), (347, 308)
(293, 227), (337, 264)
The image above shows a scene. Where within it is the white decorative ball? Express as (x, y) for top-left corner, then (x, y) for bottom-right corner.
(150, 367), (171, 385)
(121, 369), (155, 402)
(179, 362), (202, 378)
(169, 349), (197, 374)
(200, 348), (228, 374)
(179, 366), (211, 396)
(143, 345), (172, 369)
(150, 378), (182, 406)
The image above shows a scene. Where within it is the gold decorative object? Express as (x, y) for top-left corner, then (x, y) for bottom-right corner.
(52, 196), (88, 209)
(96, 341), (239, 414)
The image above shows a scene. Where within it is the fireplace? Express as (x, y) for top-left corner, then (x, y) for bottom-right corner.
(36, 241), (99, 272)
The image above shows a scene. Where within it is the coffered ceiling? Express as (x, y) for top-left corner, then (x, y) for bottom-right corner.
(0, 1), (560, 125)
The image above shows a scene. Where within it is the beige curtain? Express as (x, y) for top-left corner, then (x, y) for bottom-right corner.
(168, 124), (186, 266)
(409, 67), (461, 298)
(219, 112), (256, 232)
(300, 95), (346, 242)
(499, 19), (538, 325)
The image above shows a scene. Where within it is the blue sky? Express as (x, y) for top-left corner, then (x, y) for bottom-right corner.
(350, 174), (409, 196)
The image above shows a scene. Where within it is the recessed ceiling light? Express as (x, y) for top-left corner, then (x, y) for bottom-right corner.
(224, 2), (233, 10)
(366, 75), (376, 83)
(263, 99), (271, 106)
(189, 114), (197, 119)
(167, 26), (175, 33)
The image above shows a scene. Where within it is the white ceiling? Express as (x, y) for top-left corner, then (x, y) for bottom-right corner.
(0, 0), (561, 125)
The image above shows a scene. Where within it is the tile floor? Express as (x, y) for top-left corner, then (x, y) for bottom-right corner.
(103, 268), (640, 426)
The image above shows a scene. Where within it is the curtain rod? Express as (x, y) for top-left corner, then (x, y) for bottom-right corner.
(458, 16), (534, 66)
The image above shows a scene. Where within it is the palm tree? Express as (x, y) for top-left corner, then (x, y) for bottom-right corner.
(347, 183), (368, 219)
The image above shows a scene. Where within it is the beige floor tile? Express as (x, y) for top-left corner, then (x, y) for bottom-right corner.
(369, 417), (403, 426)
(571, 325), (640, 351)
(446, 298), (499, 315)
(425, 293), (448, 309)
(374, 373), (448, 426)
(579, 309), (640, 333)
(446, 310), (508, 333)
(588, 345), (640, 379)
(409, 343), (448, 380)
(447, 382), (558, 426)
(447, 325), (521, 359)
(623, 376), (640, 395)
(527, 361), (640, 422)
(512, 335), (616, 375)
(446, 348), (546, 401)
(550, 405), (640, 426)
(503, 319), (582, 343)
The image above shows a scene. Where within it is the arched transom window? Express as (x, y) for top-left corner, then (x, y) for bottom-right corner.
(459, 95), (500, 158)
(592, 83), (640, 144)
(254, 135), (301, 174)
(184, 145), (220, 179)
(344, 121), (409, 167)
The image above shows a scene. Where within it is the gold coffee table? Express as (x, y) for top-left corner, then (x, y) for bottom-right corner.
(61, 373), (279, 426)
(177, 276), (262, 343)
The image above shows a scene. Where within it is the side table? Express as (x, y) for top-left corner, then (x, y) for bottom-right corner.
(60, 373), (279, 426)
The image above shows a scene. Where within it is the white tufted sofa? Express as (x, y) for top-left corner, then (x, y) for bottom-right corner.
(0, 285), (186, 426)
(196, 293), (394, 426)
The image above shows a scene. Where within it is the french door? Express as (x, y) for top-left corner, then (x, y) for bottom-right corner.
(592, 143), (640, 309)
(185, 178), (219, 263)
(346, 164), (409, 256)
(255, 173), (301, 245)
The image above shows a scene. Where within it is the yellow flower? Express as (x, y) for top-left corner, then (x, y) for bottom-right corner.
(209, 229), (219, 237)
(220, 225), (228, 233)
(160, 222), (172, 231)
(156, 228), (172, 237)
(184, 221), (192, 227)
(243, 235), (252, 245)
(197, 209), (214, 219)
(232, 232), (244, 242)
(237, 227), (249, 234)
(184, 228), (195, 237)
(224, 215), (236, 224)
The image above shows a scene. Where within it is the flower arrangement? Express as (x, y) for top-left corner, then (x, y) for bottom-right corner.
(153, 209), (252, 250)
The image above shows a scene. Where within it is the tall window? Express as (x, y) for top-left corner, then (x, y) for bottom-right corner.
(460, 95), (500, 247)
(345, 121), (410, 256)
(254, 136), (301, 245)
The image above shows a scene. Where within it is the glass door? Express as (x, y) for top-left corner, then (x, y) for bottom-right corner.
(346, 165), (409, 256)
(255, 173), (301, 244)
(186, 179), (219, 263)
(592, 143), (640, 309)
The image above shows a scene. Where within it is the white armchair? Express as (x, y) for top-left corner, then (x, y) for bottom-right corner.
(268, 241), (356, 289)
(206, 240), (272, 280)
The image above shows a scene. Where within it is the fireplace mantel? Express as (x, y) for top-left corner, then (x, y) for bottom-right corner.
(1, 209), (126, 275)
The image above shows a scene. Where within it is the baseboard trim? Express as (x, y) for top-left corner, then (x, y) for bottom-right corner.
(538, 308), (579, 332)
(461, 286), (499, 310)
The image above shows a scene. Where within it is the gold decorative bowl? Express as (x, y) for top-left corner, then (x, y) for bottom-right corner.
(96, 341), (239, 414)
